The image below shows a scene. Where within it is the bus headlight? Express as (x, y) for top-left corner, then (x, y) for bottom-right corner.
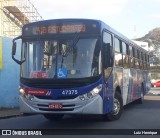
(87, 84), (102, 99)
(79, 84), (102, 100)
(19, 88), (25, 94)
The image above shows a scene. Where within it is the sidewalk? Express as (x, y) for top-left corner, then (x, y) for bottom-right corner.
(0, 107), (22, 119)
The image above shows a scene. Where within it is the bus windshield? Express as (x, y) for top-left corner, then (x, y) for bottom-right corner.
(21, 37), (102, 79)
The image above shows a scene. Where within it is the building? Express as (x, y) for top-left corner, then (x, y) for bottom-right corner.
(0, 0), (43, 107)
(0, 0), (43, 38)
(132, 40), (149, 51)
(132, 40), (160, 81)
(0, 37), (20, 107)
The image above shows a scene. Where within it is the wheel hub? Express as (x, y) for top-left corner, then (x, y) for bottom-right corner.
(113, 98), (120, 115)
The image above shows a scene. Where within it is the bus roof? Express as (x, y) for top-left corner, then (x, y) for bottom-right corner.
(23, 18), (148, 53)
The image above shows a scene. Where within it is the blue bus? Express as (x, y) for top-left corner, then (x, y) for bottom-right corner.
(12, 19), (151, 121)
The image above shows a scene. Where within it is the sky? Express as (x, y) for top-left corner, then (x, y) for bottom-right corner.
(31, 0), (160, 39)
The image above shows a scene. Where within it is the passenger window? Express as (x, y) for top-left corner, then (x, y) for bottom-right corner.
(103, 32), (113, 82)
(123, 55), (129, 68)
(115, 38), (122, 67)
(122, 42), (129, 68)
(129, 46), (132, 56)
(137, 50), (139, 59)
(135, 58), (139, 69)
(115, 53), (123, 67)
(122, 42), (127, 54)
(115, 38), (120, 52)
(130, 57), (134, 68)
(139, 51), (142, 69)
(141, 52), (143, 61)
(103, 32), (112, 44)
(133, 47), (137, 58)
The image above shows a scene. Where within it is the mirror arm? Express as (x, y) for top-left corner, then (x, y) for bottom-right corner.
(12, 35), (22, 43)
(12, 55), (25, 65)
(12, 35), (23, 64)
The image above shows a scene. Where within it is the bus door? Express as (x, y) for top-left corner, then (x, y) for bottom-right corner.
(137, 70), (143, 98)
(122, 68), (130, 105)
(131, 68), (137, 101)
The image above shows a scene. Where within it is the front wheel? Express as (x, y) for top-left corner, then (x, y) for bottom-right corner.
(43, 114), (64, 121)
(103, 92), (123, 121)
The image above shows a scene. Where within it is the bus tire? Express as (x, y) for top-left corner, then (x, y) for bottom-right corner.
(136, 85), (144, 104)
(103, 92), (123, 121)
(43, 114), (64, 121)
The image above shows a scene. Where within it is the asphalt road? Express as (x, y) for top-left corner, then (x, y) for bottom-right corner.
(0, 88), (160, 137)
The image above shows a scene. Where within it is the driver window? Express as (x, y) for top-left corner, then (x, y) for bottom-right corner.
(103, 32), (113, 68)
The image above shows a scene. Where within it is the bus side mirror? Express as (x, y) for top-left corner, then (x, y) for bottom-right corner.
(12, 36), (25, 65)
(12, 42), (17, 56)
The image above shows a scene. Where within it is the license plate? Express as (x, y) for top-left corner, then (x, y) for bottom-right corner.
(48, 103), (63, 109)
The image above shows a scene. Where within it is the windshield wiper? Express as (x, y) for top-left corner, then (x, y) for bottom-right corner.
(55, 33), (80, 78)
(60, 33), (80, 67)
(72, 32), (79, 47)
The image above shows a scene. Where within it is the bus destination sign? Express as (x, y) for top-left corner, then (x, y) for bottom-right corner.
(23, 21), (100, 36)
(34, 24), (86, 34)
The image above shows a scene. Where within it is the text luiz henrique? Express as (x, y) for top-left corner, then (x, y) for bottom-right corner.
(134, 130), (158, 135)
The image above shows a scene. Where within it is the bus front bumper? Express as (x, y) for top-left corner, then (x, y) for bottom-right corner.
(19, 94), (103, 115)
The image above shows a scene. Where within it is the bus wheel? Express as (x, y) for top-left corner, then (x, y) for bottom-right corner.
(43, 114), (64, 121)
(103, 92), (123, 121)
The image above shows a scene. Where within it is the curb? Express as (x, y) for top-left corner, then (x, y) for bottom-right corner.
(0, 113), (23, 119)
(0, 108), (22, 119)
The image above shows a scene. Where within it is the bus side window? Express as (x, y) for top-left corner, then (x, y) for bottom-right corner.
(147, 55), (150, 69)
(131, 47), (135, 68)
(141, 52), (144, 69)
(143, 53), (146, 70)
(135, 49), (139, 69)
(115, 38), (122, 67)
(122, 42), (129, 68)
(139, 51), (142, 69)
(144, 53), (147, 70)
(103, 32), (113, 68)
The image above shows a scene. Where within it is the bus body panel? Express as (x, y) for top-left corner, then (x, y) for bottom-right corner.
(114, 67), (150, 105)
(143, 70), (151, 93)
(122, 68), (130, 105)
(103, 74), (114, 114)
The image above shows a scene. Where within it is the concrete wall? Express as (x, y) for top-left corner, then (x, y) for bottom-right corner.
(0, 36), (20, 107)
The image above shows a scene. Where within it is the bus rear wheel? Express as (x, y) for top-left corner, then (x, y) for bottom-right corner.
(43, 114), (64, 121)
(103, 92), (123, 121)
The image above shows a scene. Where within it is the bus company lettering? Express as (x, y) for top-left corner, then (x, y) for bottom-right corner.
(35, 24), (86, 34)
(27, 90), (48, 95)
(23, 88), (49, 96)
